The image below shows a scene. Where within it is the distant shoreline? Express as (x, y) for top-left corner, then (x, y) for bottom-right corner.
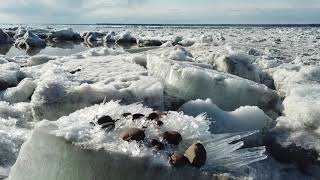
(1, 23), (320, 27)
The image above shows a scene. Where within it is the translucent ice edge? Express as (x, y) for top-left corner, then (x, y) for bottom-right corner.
(37, 101), (267, 171)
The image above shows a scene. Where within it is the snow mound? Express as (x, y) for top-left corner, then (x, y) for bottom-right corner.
(210, 53), (261, 83)
(15, 31), (46, 48)
(0, 62), (24, 91)
(115, 31), (137, 44)
(179, 99), (272, 134)
(27, 55), (57, 66)
(147, 55), (279, 112)
(1, 78), (36, 103)
(9, 101), (266, 180)
(0, 102), (33, 169)
(31, 55), (163, 121)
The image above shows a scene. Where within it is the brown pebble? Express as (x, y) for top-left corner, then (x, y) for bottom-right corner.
(147, 112), (160, 120)
(97, 116), (114, 125)
(132, 114), (144, 120)
(150, 139), (165, 150)
(122, 113), (131, 117)
(184, 143), (207, 167)
(156, 120), (163, 126)
(163, 131), (182, 145)
(169, 152), (189, 166)
(120, 128), (145, 141)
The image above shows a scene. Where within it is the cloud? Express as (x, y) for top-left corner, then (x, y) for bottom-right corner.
(0, 0), (319, 24)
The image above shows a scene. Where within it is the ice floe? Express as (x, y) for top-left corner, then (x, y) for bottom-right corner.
(9, 101), (267, 180)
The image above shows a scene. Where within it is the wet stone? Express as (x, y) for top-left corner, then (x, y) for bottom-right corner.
(163, 131), (182, 145)
(150, 139), (165, 150)
(169, 152), (189, 167)
(147, 112), (160, 120)
(132, 113), (144, 120)
(184, 143), (207, 167)
(122, 112), (131, 117)
(156, 120), (164, 126)
(97, 115), (114, 125)
(120, 128), (145, 141)
(101, 122), (115, 130)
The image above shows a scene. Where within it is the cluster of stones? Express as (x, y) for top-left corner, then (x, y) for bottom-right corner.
(90, 111), (207, 168)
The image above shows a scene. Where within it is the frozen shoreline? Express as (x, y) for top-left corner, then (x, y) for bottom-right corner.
(0, 25), (320, 179)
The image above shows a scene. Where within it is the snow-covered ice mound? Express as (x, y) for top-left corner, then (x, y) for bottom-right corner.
(29, 51), (163, 121)
(48, 28), (82, 42)
(0, 102), (33, 173)
(147, 55), (279, 112)
(0, 62), (24, 91)
(268, 66), (320, 161)
(9, 101), (267, 180)
(15, 31), (46, 48)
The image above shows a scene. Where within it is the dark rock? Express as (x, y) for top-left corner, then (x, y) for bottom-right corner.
(162, 131), (182, 145)
(265, 133), (319, 170)
(89, 122), (95, 126)
(139, 39), (162, 47)
(97, 115), (114, 125)
(184, 143), (207, 167)
(147, 112), (160, 120)
(0, 80), (13, 91)
(132, 113), (144, 120)
(122, 112), (131, 117)
(169, 152), (189, 166)
(150, 139), (165, 150)
(156, 120), (164, 126)
(101, 122), (115, 130)
(120, 128), (145, 141)
(69, 69), (81, 74)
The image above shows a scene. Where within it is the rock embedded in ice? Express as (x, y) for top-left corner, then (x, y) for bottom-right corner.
(9, 101), (267, 180)
(120, 128), (145, 141)
(184, 143), (207, 167)
(147, 55), (279, 112)
(15, 31), (46, 48)
(0, 29), (14, 44)
(163, 131), (182, 145)
(30, 53), (163, 121)
(169, 152), (189, 166)
(179, 99), (272, 134)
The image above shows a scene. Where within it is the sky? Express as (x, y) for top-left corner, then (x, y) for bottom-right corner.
(0, 0), (319, 24)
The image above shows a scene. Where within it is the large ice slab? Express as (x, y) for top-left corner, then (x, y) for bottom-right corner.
(9, 101), (266, 180)
(179, 99), (272, 134)
(30, 52), (163, 121)
(147, 55), (279, 112)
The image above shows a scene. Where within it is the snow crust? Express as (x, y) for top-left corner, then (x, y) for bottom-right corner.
(29, 51), (163, 121)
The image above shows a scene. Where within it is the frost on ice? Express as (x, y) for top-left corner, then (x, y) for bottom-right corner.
(29, 50), (163, 121)
(9, 101), (266, 180)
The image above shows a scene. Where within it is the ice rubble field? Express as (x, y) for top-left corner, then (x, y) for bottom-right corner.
(0, 25), (320, 179)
